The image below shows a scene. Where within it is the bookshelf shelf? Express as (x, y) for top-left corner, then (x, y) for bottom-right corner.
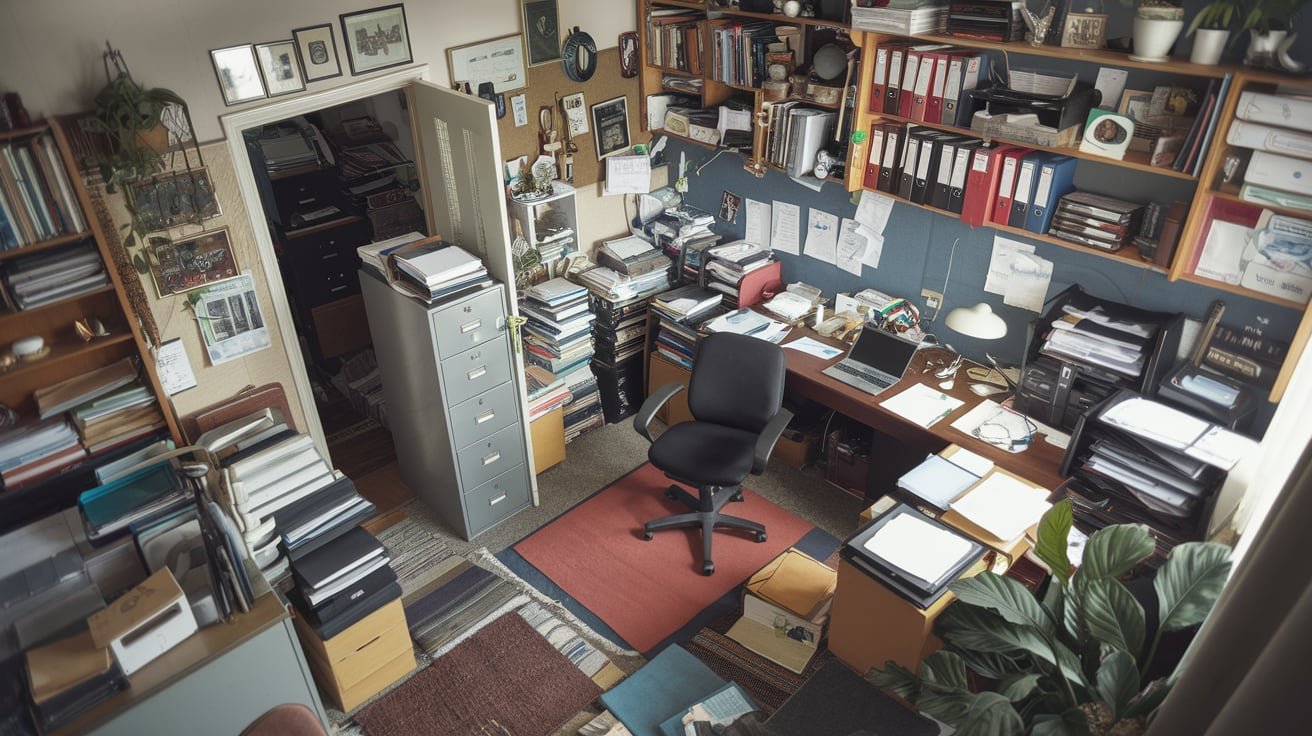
(0, 332), (133, 382)
(1176, 272), (1305, 310)
(0, 121), (51, 142)
(1206, 190), (1311, 221)
(0, 231), (95, 263)
(0, 284), (117, 325)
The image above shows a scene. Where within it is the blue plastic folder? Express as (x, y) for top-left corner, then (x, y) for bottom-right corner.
(78, 462), (183, 537)
(896, 454), (981, 512)
(658, 683), (758, 736)
(599, 644), (726, 736)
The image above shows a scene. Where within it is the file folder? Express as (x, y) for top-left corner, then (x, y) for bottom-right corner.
(948, 140), (984, 214)
(962, 144), (1014, 227)
(898, 48), (923, 118)
(931, 137), (972, 210)
(863, 123), (885, 191)
(897, 129), (927, 200)
(869, 43), (891, 114)
(912, 132), (955, 204)
(1009, 151), (1050, 228)
(1025, 155), (1078, 234)
(909, 53), (940, 122)
(878, 124), (905, 193)
(991, 147), (1027, 225)
(841, 504), (986, 609)
(886, 45), (908, 114)
(942, 53), (983, 128)
(924, 53), (951, 125)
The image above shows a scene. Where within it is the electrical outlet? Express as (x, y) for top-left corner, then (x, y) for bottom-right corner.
(922, 289), (943, 311)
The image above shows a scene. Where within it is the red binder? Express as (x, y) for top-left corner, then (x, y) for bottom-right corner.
(991, 147), (1029, 226)
(898, 49), (922, 119)
(869, 43), (890, 114)
(863, 123), (886, 191)
(962, 145), (1016, 227)
(735, 260), (783, 308)
(909, 53), (938, 122)
(925, 53), (954, 125)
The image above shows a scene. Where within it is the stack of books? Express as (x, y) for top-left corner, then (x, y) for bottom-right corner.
(329, 349), (388, 429)
(34, 357), (139, 420)
(702, 241), (779, 307)
(595, 235), (671, 278)
(22, 630), (126, 732)
(0, 241), (108, 311)
(647, 206), (716, 281)
(590, 292), (653, 424)
(522, 278), (596, 376)
(1228, 91), (1312, 213)
(525, 365), (572, 421)
(1048, 192), (1143, 252)
(288, 526), (398, 640)
(650, 285), (724, 370)
(0, 417), (86, 492)
(356, 230), (429, 281)
(562, 362), (603, 443)
(69, 383), (166, 457)
(578, 265), (671, 302)
(337, 141), (410, 181)
(0, 130), (86, 249)
(257, 126), (322, 173)
(78, 462), (191, 544)
(388, 240), (491, 303)
(275, 476), (376, 562)
(850, 2), (949, 34)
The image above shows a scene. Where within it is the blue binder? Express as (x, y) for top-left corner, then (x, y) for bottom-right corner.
(1025, 156), (1078, 234)
(1008, 152), (1052, 229)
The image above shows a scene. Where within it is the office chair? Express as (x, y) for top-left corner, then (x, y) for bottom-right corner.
(634, 332), (793, 575)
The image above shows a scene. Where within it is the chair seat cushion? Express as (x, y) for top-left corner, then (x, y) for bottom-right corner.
(649, 422), (757, 487)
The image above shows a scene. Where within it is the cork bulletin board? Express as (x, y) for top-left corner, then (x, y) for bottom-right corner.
(494, 46), (650, 188)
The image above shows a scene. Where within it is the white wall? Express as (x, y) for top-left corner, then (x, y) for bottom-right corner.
(0, 0), (635, 143)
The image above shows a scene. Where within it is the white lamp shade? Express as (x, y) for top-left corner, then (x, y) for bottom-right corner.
(945, 302), (1007, 340)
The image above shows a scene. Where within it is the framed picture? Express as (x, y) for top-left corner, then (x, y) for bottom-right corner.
(210, 45), (266, 106)
(1118, 89), (1155, 122)
(561, 92), (588, 138)
(340, 4), (412, 75)
(448, 34), (527, 95)
(590, 96), (631, 159)
(255, 40), (305, 97)
(147, 228), (240, 296)
(1060, 11), (1107, 50)
(522, 0), (561, 66)
(293, 24), (342, 82)
(129, 169), (221, 232)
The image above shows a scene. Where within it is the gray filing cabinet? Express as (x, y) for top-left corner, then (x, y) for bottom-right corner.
(359, 270), (531, 540)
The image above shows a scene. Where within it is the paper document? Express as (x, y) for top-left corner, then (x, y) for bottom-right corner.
(745, 198), (770, 247)
(1003, 251), (1053, 313)
(155, 339), (197, 395)
(606, 236), (656, 260)
(1101, 397), (1209, 450)
(949, 400), (1034, 453)
(863, 232), (886, 269)
(604, 155), (651, 195)
(950, 472), (1051, 542)
(803, 208), (839, 263)
(782, 337), (843, 360)
(985, 236), (1037, 295)
(855, 189), (895, 236)
(863, 513), (974, 583)
(880, 383), (964, 429)
(717, 107), (753, 140)
(836, 218), (869, 276)
(771, 201), (801, 255)
(1184, 425), (1259, 471)
(1194, 220), (1251, 284)
(946, 447), (994, 476)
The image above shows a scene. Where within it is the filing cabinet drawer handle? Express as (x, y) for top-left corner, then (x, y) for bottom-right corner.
(467, 366), (487, 381)
(322, 251), (339, 259)
(330, 284), (349, 293)
(475, 410), (495, 424)
(481, 451), (501, 466)
(460, 319), (482, 334)
(489, 492), (507, 506)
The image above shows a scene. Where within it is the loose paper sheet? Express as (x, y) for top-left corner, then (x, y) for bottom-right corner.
(1093, 68), (1129, 110)
(803, 208), (839, 263)
(855, 189), (895, 236)
(771, 201), (801, 255)
(863, 513), (974, 583)
(603, 155), (651, 195)
(880, 383), (964, 429)
(195, 273), (272, 366)
(985, 236), (1036, 295)
(782, 337), (844, 360)
(1195, 220), (1251, 284)
(836, 218), (869, 276)
(155, 339), (197, 395)
(745, 198), (770, 247)
(1003, 251), (1053, 312)
(949, 472), (1051, 542)
(863, 232), (887, 269)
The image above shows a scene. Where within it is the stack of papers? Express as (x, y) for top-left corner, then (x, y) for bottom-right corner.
(879, 383), (964, 429)
(897, 454), (982, 512)
(388, 240), (490, 302)
(947, 472), (1051, 544)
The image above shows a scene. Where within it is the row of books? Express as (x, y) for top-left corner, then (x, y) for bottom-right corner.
(646, 9), (704, 74)
(1225, 91), (1312, 214)
(0, 131), (86, 249)
(866, 41), (985, 130)
(708, 21), (800, 90)
(762, 103), (835, 178)
(0, 240), (109, 312)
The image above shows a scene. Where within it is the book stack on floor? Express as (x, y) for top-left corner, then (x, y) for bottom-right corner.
(522, 277), (604, 443)
(650, 285), (725, 370)
(0, 129), (86, 250)
(1048, 192), (1143, 252)
(1228, 91), (1312, 213)
(702, 241), (780, 308)
(0, 241), (107, 311)
(524, 365), (572, 421)
(563, 362), (603, 443)
(726, 548), (837, 675)
(387, 238), (492, 304)
(590, 290), (654, 425)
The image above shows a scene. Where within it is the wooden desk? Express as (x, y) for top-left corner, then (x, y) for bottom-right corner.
(779, 325), (1068, 492)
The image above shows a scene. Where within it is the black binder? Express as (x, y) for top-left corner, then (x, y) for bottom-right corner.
(911, 133), (957, 205)
(841, 503), (986, 609)
(897, 132), (927, 200)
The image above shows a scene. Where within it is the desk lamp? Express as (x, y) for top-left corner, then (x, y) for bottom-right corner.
(944, 302), (1012, 396)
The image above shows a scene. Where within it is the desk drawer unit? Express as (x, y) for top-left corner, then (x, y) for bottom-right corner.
(456, 423), (528, 491)
(448, 384), (519, 448)
(465, 464), (532, 536)
(440, 337), (513, 406)
(430, 288), (506, 357)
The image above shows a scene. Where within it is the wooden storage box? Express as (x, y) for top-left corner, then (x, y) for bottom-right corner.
(292, 596), (414, 711)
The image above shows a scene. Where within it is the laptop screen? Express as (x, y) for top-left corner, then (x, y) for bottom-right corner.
(848, 328), (921, 377)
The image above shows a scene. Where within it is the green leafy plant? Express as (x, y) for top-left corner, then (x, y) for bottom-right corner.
(868, 500), (1233, 736)
(1187, 0), (1243, 34)
(1240, 0), (1309, 33)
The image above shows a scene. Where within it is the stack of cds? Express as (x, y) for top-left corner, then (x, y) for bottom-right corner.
(1049, 192), (1143, 252)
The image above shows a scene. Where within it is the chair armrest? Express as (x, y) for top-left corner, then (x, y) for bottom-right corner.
(752, 408), (794, 475)
(633, 383), (686, 443)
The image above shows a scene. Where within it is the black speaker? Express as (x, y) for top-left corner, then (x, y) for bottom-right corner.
(817, 0), (848, 22)
(740, 0), (774, 12)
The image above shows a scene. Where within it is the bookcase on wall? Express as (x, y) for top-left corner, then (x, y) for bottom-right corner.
(0, 118), (180, 530)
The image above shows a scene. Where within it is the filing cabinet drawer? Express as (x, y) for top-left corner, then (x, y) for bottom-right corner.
(431, 288), (505, 357)
(456, 423), (527, 491)
(271, 170), (342, 216)
(465, 464), (531, 537)
(448, 384), (519, 448)
(285, 217), (370, 258)
(440, 337), (512, 406)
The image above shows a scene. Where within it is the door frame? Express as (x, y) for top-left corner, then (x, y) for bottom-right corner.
(220, 66), (430, 460)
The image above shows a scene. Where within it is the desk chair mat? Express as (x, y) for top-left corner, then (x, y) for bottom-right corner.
(512, 463), (814, 652)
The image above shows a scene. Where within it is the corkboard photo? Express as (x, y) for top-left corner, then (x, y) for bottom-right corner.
(494, 46), (649, 188)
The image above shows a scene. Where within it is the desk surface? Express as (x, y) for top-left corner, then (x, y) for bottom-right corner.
(779, 325), (1068, 491)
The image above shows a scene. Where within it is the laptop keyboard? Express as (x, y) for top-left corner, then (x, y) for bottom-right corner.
(833, 362), (893, 388)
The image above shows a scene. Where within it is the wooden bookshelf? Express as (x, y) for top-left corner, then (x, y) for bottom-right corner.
(0, 231), (95, 263)
(0, 120), (51, 142)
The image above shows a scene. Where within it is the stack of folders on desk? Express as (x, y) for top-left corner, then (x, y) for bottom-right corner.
(1048, 191), (1144, 252)
(702, 241), (780, 308)
(522, 278), (596, 376)
(651, 285), (724, 370)
(842, 504), (986, 609)
(289, 526), (398, 639)
(23, 629), (127, 732)
(357, 230), (428, 281)
(387, 239), (491, 303)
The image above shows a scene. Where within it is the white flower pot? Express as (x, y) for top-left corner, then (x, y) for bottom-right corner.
(1190, 28), (1230, 65)
(1131, 17), (1185, 62)
(1246, 29), (1289, 67)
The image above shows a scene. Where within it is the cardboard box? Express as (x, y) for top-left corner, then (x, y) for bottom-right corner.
(87, 567), (198, 676)
(530, 406), (566, 474)
(745, 548), (836, 621)
(773, 428), (819, 468)
(292, 596), (414, 711)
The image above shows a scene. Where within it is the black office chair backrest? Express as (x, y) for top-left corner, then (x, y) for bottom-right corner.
(687, 332), (787, 434)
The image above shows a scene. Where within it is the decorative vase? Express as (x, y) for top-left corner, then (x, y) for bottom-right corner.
(1190, 28), (1230, 65)
(1246, 29), (1289, 68)
(1131, 15), (1185, 62)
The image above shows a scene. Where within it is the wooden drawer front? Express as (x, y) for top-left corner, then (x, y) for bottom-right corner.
(286, 218), (370, 258)
(440, 337), (512, 406)
(325, 647), (415, 712)
(302, 597), (406, 663)
(311, 295), (372, 359)
(431, 288), (505, 358)
(465, 464), (531, 537)
(448, 384), (519, 449)
(456, 423), (526, 492)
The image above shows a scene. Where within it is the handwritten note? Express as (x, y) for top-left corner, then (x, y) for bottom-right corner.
(837, 218), (868, 276)
(745, 199), (770, 247)
(603, 155), (651, 195)
(155, 338), (197, 395)
(803, 208), (839, 263)
(771, 201), (801, 255)
(855, 190), (896, 236)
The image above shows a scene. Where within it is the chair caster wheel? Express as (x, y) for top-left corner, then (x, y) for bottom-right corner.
(702, 561), (715, 576)
(642, 531), (653, 541)
(755, 532), (767, 543)
(731, 491), (744, 502)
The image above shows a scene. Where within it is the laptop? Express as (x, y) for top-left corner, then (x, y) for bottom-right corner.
(822, 328), (921, 395)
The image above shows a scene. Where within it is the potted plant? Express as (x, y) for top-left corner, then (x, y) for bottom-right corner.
(868, 500), (1233, 736)
(1240, 0), (1308, 70)
(1121, 0), (1187, 61)
(1187, 0), (1242, 64)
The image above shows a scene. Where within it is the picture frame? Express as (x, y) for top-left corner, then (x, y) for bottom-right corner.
(561, 92), (588, 138)
(447, 34), (527, 95)
(1060, 11), (1107, 50)
(210, 45), (266, 106)
(522, 0), (561, 66)
(129, 169), (221, 233)
(590, 96), (631, 159)
(1079, 109), (1134, 161)
(293, 23), (342, 82)
(340, 4), (412, 75)
(255, 40), (306, 97)
(146, 228), (241, 297)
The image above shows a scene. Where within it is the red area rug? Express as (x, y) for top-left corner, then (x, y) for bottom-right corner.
(514, 463), (813, 652)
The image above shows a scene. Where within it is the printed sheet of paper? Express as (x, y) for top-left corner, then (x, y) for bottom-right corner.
(745, 198), (771, 247)
(836, 218), (869, 276)
(1194, 220), (1251, 284)
(782, 337), (844, 360)
(855, 189), (895, 236)
(985, 235), (1037, 295)
(155, 339), (197, 395)
(1003, 251), (1053, 312)
(863, 513), (974, 583)
(195, 273), (272, 366)
(771, 201), (801, 255)
(803, 208), (839, 263)
(863, 232), (886, 269)
(603, 155), (651, 195)
(950, 472), (1051, 542)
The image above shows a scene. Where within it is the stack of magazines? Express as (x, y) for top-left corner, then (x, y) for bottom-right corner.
(0, 242), (108, 312)
(522, 278), (595, 376)
(650, 285), (724, 370)
(388, 239), (491, 303)
(850, 1), (949, 34)
(579, 265), (671, 302)
(525, 365), (572, 421)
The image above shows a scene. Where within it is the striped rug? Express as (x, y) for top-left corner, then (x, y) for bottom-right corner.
(685, 627), (829, 714)
(374, 504), (457, 597)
